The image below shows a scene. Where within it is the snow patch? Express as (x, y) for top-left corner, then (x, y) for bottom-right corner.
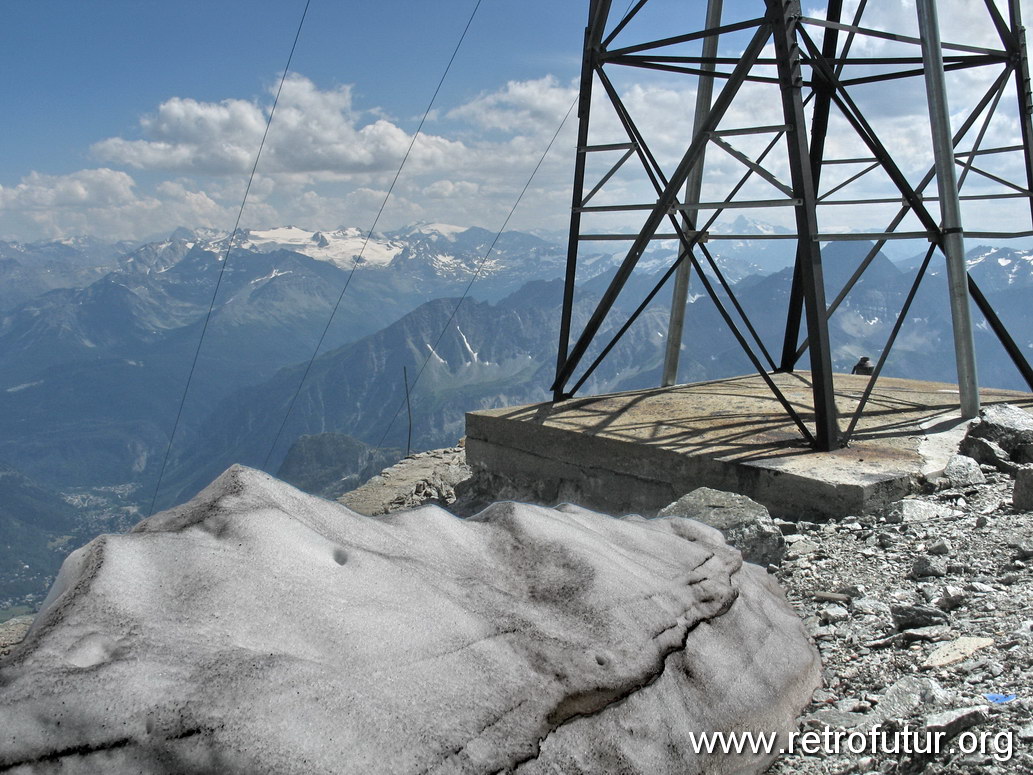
(426, 343), (446, 365)
(251, 268), (293, 284)
(456, 326), (478, 363)
(6, 380), (42, 393)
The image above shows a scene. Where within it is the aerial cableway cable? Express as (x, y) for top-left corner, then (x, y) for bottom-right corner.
(346, 1), (641, 460)
(370, 97), (578, 457)
(147, 0), (313, 517)
(263, 0), (484, 470)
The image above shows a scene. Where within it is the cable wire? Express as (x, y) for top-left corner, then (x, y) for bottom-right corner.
(147, 0), (312, 516)
(371, 96), (578, 455)
(263, 0), (483, 469)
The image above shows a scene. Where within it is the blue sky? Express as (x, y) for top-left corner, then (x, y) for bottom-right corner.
(1, 0), (1031, 243)
(0, 0), (595, 240)
(0, 1), (585, 176)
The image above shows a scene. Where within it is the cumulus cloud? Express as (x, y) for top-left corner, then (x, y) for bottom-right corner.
(10, 1), (1033, 246)
(92, 75), (467, 178)
(0, 168), (138, 208)
(0, 169), (230, 241)
(448, 75), (577, 133)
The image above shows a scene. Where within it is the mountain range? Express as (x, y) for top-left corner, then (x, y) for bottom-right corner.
(1, 222), (1031, 613)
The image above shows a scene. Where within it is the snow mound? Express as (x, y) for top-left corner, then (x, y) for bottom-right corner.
(0, 466), (819, 774)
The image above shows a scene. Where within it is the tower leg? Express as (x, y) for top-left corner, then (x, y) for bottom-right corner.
(768, 0), (841, 450)
(917, 0), (980, 419)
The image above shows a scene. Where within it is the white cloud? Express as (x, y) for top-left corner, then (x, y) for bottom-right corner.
(0, 169), (230, 241)
(92, 75), (467, 178)
(7, 0), (1033, 248)
(448, 75), (577, 133)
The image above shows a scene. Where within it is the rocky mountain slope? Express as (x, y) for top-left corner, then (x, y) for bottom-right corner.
(3, 225), (1033, 612)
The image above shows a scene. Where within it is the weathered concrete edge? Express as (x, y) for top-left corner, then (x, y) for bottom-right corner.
(465, 413), (913, 519)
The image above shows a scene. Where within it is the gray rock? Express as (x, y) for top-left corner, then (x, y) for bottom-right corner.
(928, 538), (952, 556)
(786, 538), (820, 558)
(900, 624), (952, 642)
(1014, 466), (1033, 512)
(853, 598), (891, 617)
(658, 487), (786, 567)
(967, 581), (995, 594)
(911, 555), (947, 578)
(959, 435), (1018, 474)
(941, 454), (986, 488)
(835, 697), (867, 713)
(863, 676), (954, 729)
(934, 585), (967, 612)
(891, 603), (949, 630)
(0, 466), (820, 775)
(923, 705), (989, 738)
(0, 616), (33, 658)
(967, 403), (1033, 455)
(886, 499), (943, 524)
(820, 604), (850, 624)
(876, 532), (897, 548)
(339, 445), (471, 516)
(1014, 443), (1033, 464)
(802, 709), (866, 729)
(1012, 621), (1033, 639)
(813, 591), (851, 604)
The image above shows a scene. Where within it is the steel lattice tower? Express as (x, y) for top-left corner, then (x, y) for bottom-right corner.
(552, 0), (1033, 451)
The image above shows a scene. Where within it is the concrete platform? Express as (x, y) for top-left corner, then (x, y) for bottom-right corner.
(465, 373), (1033, 519)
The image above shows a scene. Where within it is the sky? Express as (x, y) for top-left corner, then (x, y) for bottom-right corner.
(1, 0), (1031, 243)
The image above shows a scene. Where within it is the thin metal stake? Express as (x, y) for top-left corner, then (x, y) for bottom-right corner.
(403, 366), (413, 457)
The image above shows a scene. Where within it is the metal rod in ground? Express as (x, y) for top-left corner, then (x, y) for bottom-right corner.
(404, 366), (412, 457)
(662, 0), (722, 387)
(917, 0), (980, 419)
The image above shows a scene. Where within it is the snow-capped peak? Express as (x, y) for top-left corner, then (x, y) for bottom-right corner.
(392, 222), (467, 242)
(197, 226), (406, 269)
(964, 244), (1033, 289)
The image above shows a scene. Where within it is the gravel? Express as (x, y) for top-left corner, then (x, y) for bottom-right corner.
(767, 465), (1032, 774)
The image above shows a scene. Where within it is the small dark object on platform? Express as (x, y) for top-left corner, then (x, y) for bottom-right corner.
(851, 356), (874, 375)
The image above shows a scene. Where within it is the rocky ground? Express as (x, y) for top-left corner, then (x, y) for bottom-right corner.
(3, 409), (1032, 773)
(766, 465), (1033, 774)
(337, 444), (470, 516)
(329, 410), (1033, 774)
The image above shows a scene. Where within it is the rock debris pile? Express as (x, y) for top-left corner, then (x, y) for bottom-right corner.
(765, 406), (1033, 774)
(338, 444), (470, 516)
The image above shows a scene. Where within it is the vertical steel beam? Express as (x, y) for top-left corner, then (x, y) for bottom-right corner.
(555, 0), (612, 401)
(1009, 0), (1033, 228)
(916, 0), (980, 419)
(780, 0), (841, 372)
(662, 0), (723, 387)
(768, 0), (841, 450)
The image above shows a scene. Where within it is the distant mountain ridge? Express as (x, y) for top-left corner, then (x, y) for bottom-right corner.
(2, 221), (1033, 612)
